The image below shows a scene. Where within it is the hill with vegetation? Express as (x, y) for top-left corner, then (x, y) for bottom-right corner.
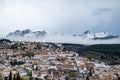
(63, 43), (120, 65)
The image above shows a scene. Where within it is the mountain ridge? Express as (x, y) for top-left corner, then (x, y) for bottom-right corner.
(5, 29), (120, 44)
(7, 29), (47, 38)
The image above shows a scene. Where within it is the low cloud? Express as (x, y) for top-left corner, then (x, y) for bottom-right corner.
(6, 35), (120, 45)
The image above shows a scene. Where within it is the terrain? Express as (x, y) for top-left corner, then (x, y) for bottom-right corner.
(1, 38), (120, 65)
(62, 43), (120, 65)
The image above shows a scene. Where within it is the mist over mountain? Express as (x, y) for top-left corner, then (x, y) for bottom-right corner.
(7, 29), (47, 38)
(5, 29), (120, 44)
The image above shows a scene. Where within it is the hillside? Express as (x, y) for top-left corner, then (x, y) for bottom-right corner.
(63, 44), (120, 65)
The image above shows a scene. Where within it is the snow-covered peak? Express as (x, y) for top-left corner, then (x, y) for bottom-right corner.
(7, 29), (47, 38)
(22, 29), (31, 34)
(80, 31), (117, 39)
(95, 32), (112, 38)
(82, 31), (94, 39)
(83, 30), (93, 34)
(25, 31), (47, 38)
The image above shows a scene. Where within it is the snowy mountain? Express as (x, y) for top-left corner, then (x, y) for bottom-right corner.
(7, 29), (31, 37)
(95, 32), (112, 38)
(7, 29), (47, 38)
(81, 30), (95, 39)
(81, 31), (119, 40)
(5, 29), (120, 44)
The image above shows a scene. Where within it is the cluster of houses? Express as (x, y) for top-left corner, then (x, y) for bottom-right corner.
(0, 42), (120, 80)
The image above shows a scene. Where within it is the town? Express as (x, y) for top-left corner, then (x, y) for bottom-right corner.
(0, 39), (120, 80)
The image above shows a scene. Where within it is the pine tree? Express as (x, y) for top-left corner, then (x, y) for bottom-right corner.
(86, 76), (89, 80)
(13, 74), (16, 80)
(29, 71), (32, 80)
(8, 71), (12, 80)
(4, 76), (8, 80)
(89, 67), (93, 76)
(16, 72), (21, 80)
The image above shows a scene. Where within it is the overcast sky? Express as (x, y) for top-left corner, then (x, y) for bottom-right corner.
(0, 0), (120, 37)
